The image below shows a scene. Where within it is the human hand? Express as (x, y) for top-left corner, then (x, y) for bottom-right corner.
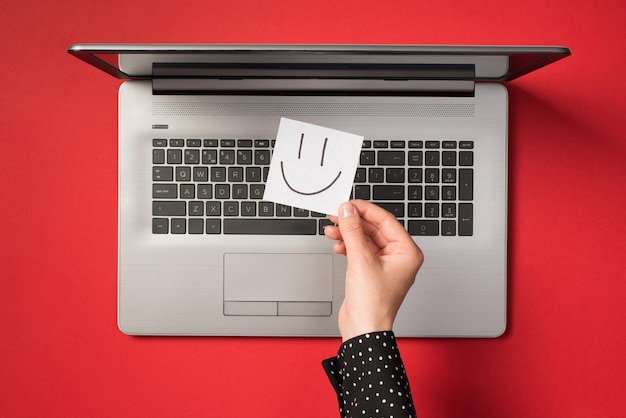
(324, 200), (424, 341)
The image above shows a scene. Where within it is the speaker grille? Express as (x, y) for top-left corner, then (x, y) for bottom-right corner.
(152, 101), (475, 118)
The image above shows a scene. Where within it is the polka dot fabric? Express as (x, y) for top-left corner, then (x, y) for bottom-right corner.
(322, 331), (416, 418)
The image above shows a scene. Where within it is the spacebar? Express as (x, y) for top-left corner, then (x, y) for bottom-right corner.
(224, 219), (317, 235)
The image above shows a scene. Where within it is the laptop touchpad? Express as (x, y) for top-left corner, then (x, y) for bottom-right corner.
(223, 253), (333, 316)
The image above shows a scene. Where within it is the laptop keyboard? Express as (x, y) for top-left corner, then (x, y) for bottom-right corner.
(152, 138), (473, 236)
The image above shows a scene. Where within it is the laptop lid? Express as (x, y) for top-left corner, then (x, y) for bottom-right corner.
(68, 44), (571, 92)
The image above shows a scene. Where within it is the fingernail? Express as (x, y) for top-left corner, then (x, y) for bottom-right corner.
(341, 202), (354, 218)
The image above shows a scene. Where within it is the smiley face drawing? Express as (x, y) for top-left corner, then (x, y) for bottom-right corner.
(280, 133), (342, 196)
(263, 118), (363, 216)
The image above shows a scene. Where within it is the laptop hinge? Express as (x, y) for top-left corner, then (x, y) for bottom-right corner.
(151, 63), (476, 97)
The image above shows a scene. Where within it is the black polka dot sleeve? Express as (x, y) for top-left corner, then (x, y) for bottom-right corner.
(322, 331), (416, 418)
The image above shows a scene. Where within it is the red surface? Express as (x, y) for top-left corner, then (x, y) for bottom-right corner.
(2, 0), (625, 416)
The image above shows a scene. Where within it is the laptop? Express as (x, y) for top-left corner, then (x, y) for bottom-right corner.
(68, 44), (570, 337)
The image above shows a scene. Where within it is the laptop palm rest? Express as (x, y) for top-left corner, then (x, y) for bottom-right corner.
(223, 253), (333, 316)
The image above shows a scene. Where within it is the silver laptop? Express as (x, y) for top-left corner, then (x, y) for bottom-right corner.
(68, 44), (570, 337)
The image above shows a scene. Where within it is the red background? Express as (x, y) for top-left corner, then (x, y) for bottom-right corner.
(2, 0), (625, 416)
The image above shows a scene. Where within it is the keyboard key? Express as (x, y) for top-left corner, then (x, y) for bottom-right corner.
(408, 203), (422, 217)
(386, 168), (405, 183)
(442, 220), (456, 236)
(237, 150), (253, 165)
(425, 203), (439, 218)
(228, 167), (244, 182)
(442, 151), (456, 166)
(354, 185), (371, 200)
(232, 184), (248, 199)
(258, 202), (274, 216)
(459, 151), (474, 166)
(202, 149), (217, 164)
(458, 203), (473, 236)
(276, 204), (292, 217)
(378, 151), (405, 166)
(293, 208), (310, 217)
(255, 150), (271, 165)
(425, 168), (439, 183)
(171, 218), (186, 234)
(180, 184), (195, 199)
(459, 141), (474, 149)
(360, 150), (375, 165)
(153, 149), (165, 164)
(408, 185), (422, 200)
(206, 219), (221, 234)
(241, 202), (256, 216)
(167, 149), (182, 164)
(206, 201), (221, 216)
(189, 201), (204, 216)
(176, 166), (191, 181)
(442, 186), (456, 200)
(373, 140), (389, 148)
(442, 168), (456, 183)
(425, 151), (439, 166)
(425, 186), (439, 200)
(368, 168), (384, 183)
(442, 203), (456, 218)
(220, 149), (235, 164)
(189, 218), (204, 234)
(246, 167), (262, 182)
(408, 220), (439, 236)
(152, 218), (168, 234)
(153, 184), (177, 198)
(184, 149), (200, 164)
(408, 151), (423, 166)
(192, 167), (208, 182)
(153, 166), (173, 181)
(373, 185), (404, 200)
(153, 201), (186, 216)
(408, 168), (422, 183)
(224, 219), (317, 235)
(197, 184), (212, 199)
(211, 167), (226, 182)
(250, 184), (264, 199)
(354, 168), (366, 183)
(214, 184), (230, 199)
(224, 201), (239, 216)
(459, 169), (473, 200)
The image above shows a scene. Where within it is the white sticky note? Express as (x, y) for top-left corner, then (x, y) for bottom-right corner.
(264, 118), (364, 216)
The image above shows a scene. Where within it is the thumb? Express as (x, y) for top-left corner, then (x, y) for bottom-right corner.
(338, 202), (374, 265)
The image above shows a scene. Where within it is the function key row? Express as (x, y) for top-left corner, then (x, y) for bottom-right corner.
(153, 139), (274, 148)
(362, 140), (474, 149)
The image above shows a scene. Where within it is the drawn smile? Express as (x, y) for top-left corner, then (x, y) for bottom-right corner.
(280, 133), (342, 196)
(280, 161), (342, 196)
